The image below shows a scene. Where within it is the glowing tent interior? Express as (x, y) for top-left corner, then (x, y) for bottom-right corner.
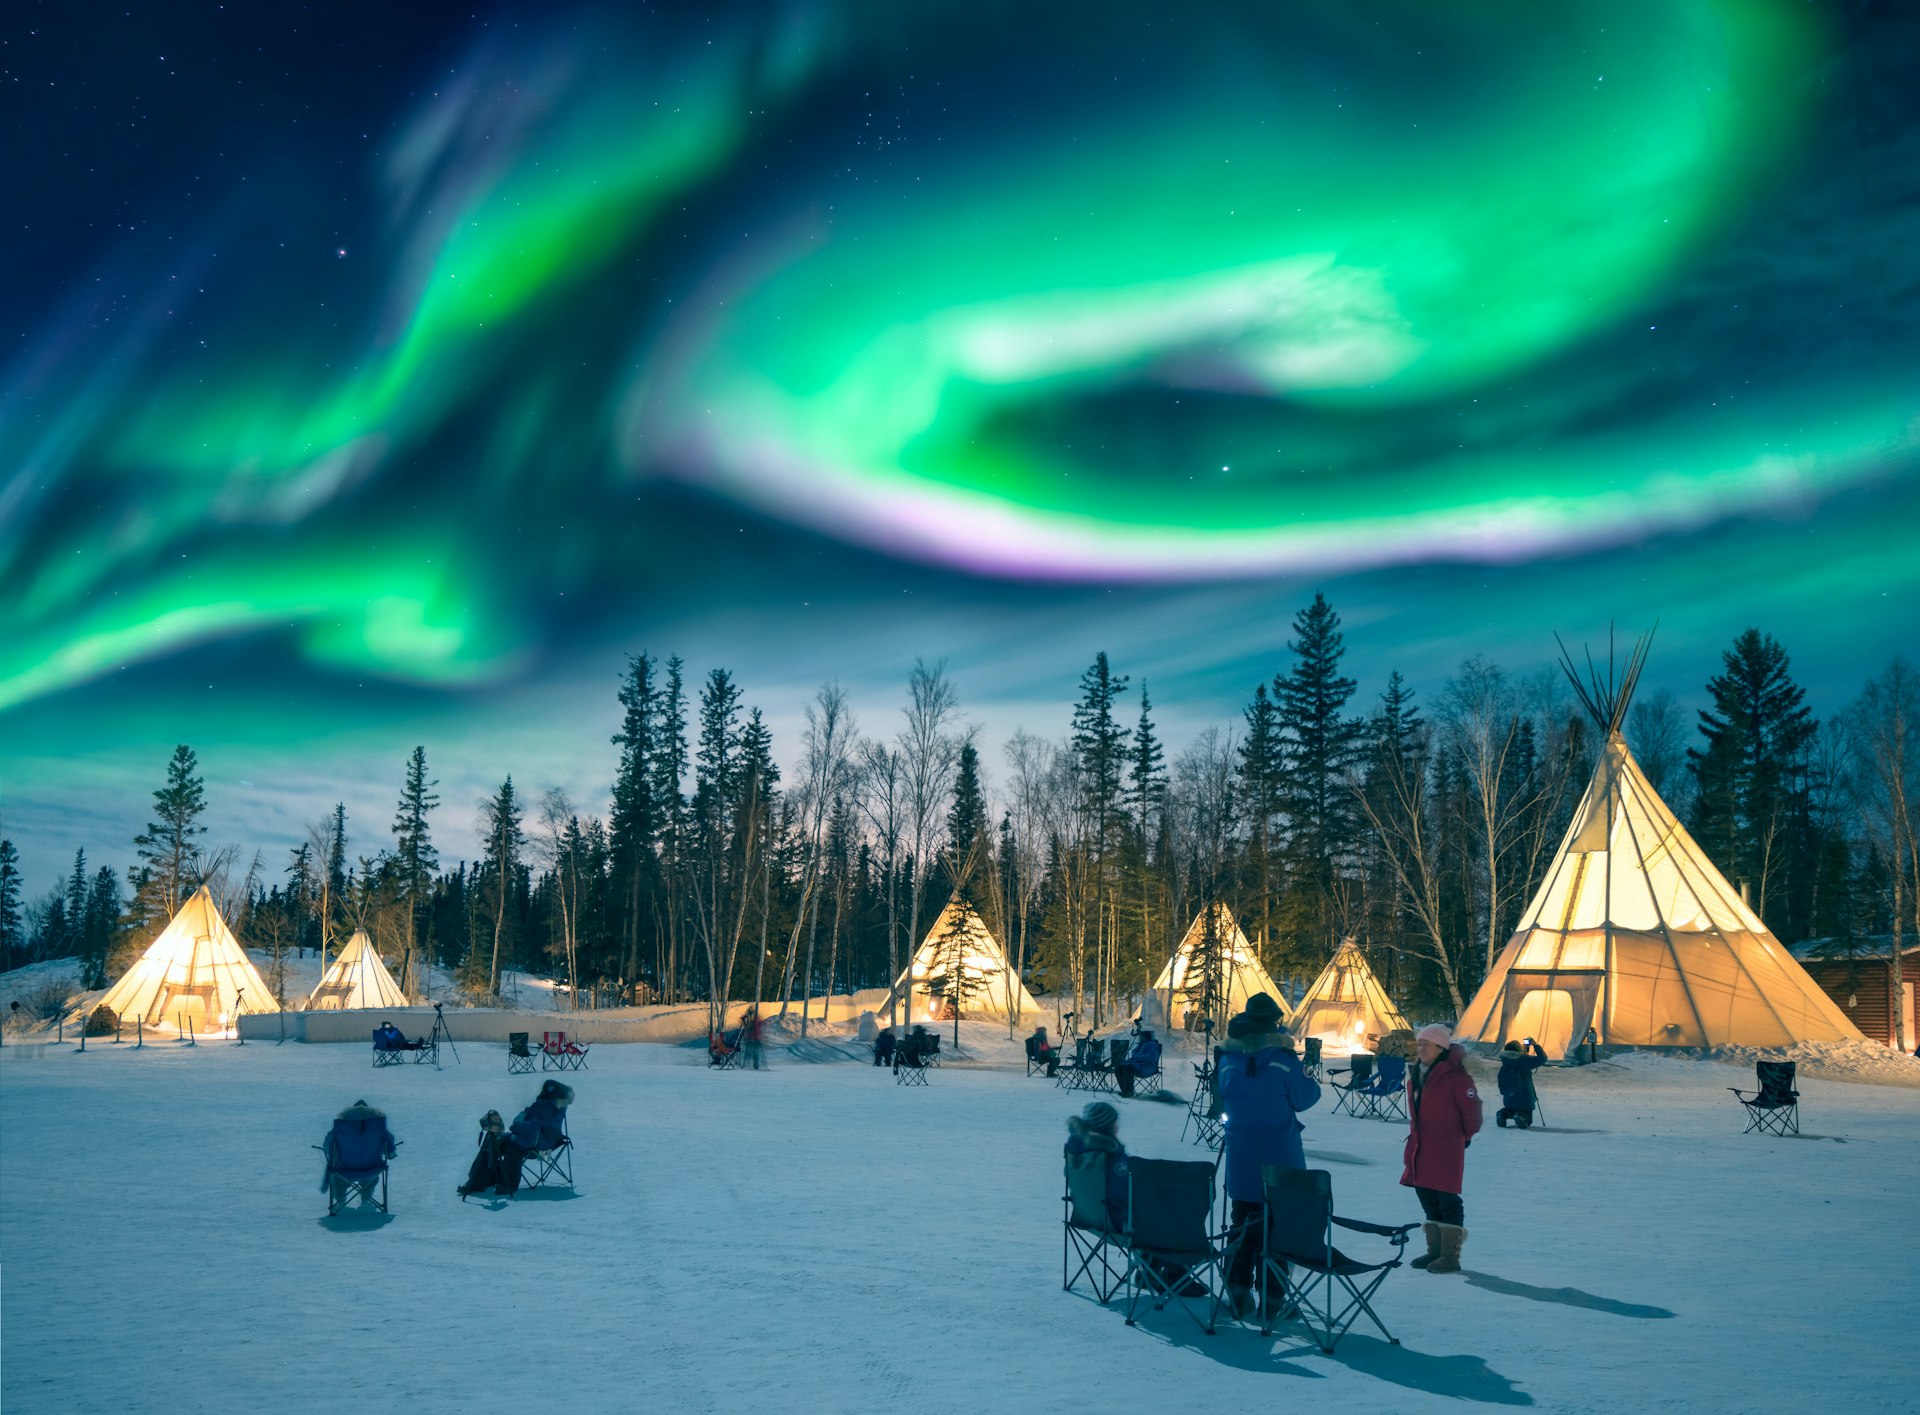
(94, 885), (279, 1030)
(885, 896), (1042, 1025)
(1293, 938), (1411, 1050)
(1138, 903), (1291, 1032)
(1455, 633), (1864, 1058)
(305, 929), (411, 1011)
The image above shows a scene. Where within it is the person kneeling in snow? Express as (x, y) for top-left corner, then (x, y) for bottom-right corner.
(1495, 1038), (1548, 1128)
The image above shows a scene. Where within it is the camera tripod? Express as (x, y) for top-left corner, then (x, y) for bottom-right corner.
(430, 1002), (460, 1065)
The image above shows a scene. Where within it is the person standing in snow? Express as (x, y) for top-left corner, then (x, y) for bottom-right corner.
(741, 1007), (766, 1070)
(1217, 993), (1321, 1319)
(1495, 1038), (1549, 1128)
(873, 1026), (897, 1067)
(1402, 1023), (1483, 1274)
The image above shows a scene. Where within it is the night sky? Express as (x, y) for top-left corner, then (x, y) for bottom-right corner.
(5, 1), (1917, 893)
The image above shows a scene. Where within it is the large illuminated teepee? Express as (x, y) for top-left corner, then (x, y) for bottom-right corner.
(1293, 939), (1411, 1049)
(95, 886), (279, 1029)
(1140, 903), (1290, 1032)
(1456, 633), (1863, 1058)
(305, 930), (411, 1010)
(886, 896), (1042, 1024)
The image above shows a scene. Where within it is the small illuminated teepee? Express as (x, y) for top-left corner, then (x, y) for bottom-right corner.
(886, 896), (1042, 1024)
(305, 929), (411, 1010)
(1140, 903), (1290, 1032)
(1293, 939), (1410, 1050)
(96, 886), (279, 1029)
(1456, 631), (1862, 1058)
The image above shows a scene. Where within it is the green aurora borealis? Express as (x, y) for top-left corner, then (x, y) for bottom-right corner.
(3, 0), (1917, 882)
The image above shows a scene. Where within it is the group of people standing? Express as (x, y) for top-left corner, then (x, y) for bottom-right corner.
(1064, 992), (1501, 1319)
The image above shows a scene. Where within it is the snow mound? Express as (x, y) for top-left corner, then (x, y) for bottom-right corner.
(1694, 1038), (1920, 1088)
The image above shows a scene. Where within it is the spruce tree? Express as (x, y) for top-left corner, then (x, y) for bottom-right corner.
(325, 802), (349, 941)
(946, 739), (988, 892)
(82, 866), (121, 989)
(1274, 594), (1362, 960)
(0, 839), (23, 973)
(610, 653), (660, 981)
(391, 746), (440, 995)
(480, 776), (526, 995)
(1237, 683), (1285, 954)
(1071, 652), (1129, 1018)
(64, 850), (89, 958)
(1687, 628), (1817, 922)
(133, 744), (207, 922)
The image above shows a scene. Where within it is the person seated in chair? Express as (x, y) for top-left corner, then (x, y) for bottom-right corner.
(1114, 1028), (1161, 1098)
(374, 1020), (422, 1051)
(1066, 1100), (1205, 1295)
(873, 1027), (897, 1068)
(1496, 1038), (1548, 1128)
(1028, 1025), (1059, 1077)
(458, 1110), (508, 1197)
(475, 1080), (574, 1197)
(898, 1024), (933, 1069)
(322, 1099), (397, 1208)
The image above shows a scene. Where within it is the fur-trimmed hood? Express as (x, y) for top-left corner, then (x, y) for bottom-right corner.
(1220, 1026), (1295, 1057)
(335, 1099), (385, 1122)
(535, 1080), (574, 1107)
(1065, 1116), (1122, 1151)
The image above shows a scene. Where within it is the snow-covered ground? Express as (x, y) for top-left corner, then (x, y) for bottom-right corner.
(2, 1026), (1916, 1415)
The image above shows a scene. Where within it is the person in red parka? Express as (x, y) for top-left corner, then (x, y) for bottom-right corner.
(1400, 1022), (1482, 1274)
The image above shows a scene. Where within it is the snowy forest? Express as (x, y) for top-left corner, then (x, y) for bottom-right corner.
(5, 600), (1916, 1031)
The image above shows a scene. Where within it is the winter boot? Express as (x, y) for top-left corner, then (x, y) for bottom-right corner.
(1408, 1221), (1443, 1270)
(1496, 1110), (1510, 1128)
(1226, 1285), (1257, 1321)
(1428, 1224), (1467, 1274)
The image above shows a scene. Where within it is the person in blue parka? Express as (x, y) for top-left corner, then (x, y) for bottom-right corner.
(1115, 1028), (1162, 1098)
(1495, 1038), (1548, 1128)
(1217, 993), (1321, 1319)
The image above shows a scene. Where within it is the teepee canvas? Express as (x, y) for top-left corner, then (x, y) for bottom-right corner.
(96, 886), (279, 1030)
(887, 896), (1042, 1024)
(305, 930), (411, 1011)
(1294, 938), (1411, 1049)
(1456, 634), (1863, 1058)
(1140, 903), (1290, 1031)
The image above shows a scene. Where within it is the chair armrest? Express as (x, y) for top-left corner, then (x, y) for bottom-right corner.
(1332, 1215), (1420, 1238)
(1727, 1088), (1752, 1098)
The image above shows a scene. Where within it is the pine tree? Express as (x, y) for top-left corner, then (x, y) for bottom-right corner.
(1688, 629), (1817, 924)
(945, 739), (988, 894)
(610, 653), (660, 984)
(0, 839), (23, 973)
(391, 746), (440, 997)
(1237, 682), (1285, 955)
(1274, 594), (1362, 962)
(63, 850), (89, 959)
(479, 776), (526, 996)
(325, 802), (349, 942)
(1071, 652), (1130, 1019)
(82, 866), (121, 990)
(132, 744), (207, 923)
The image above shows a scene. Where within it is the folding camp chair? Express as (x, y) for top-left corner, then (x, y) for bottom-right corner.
(1025, 1036), (1056, 1078)
(1359, 1055), (1408, 1122)
(1063, 1157), (1128, 1303)
(1127, 1054), (1163, 1100)
(708, 1030), (742, 1069)
(1123, 1158), (1227, 1335)
(507, 1032), (537, 1074)
(1730, 1061), (1800, 1136)
(894, 1046), (931, 1085)
(1257, 1166), (1417, 1351)
(1181, 1060), (1223, 1150)
(1073, 1038), (1115, 1094)
(1327, 1054), (1376, 1117)
(518, 1116), (574, 1192)
(317, 1114), (398, 1216)
(1302, 1037), (1324, 1079)
(541, 1031), (588, 1071)
(371, 1027), (433, 1068)
(923, 1033), (943, 1067)
(1109, 1037), (1131, 1071)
